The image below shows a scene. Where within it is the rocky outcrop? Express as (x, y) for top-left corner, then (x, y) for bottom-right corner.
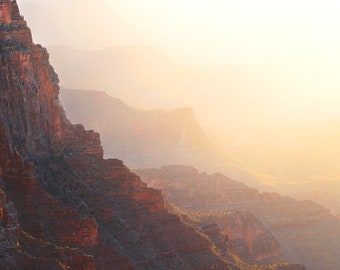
(136, 165), (340, 270)
(0, 0), (32, 47)
(0, 186), (20, 269)
(0, 201), (94, 270)
(16, 230), (96, 270)
(171, 207), (282, 265)
(165, 205), (305, 270)
(3, 150), (99, 247)
(60, 89), (215, 169)
(0, 1), (221, 269)
(198, 211), (283, 265)
(0, 1), (305, 270)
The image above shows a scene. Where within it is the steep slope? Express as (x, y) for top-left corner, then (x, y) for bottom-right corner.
(166, 204), (284, 266)
(0, 1), (215, 269)
(197, 211), (283, 265)
(0, 1), (305, 270)
(136, 165), (340, 270)
(60, 89), (214, 169)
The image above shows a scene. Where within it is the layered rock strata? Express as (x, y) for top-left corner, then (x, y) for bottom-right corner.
(0, 1), (306, 270)
(198, 211), (283, 265)
(136, 165), (340, 270)
(0, 1), (301, 270)
(0, 1), (220, 268)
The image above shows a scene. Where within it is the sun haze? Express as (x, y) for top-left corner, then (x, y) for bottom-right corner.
(17, 0), (340, 198)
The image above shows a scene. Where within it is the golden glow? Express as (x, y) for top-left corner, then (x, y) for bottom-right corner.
(18, 0), (340, 202)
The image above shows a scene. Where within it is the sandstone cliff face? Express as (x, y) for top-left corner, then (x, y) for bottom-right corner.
(169, 205), (283, 265)
(136, 165), (340, 270)
(0, 2), (304, 270)
(198, 211), (283, 265)
(0, 1), (222, 269)
(60, 89), (214, 170)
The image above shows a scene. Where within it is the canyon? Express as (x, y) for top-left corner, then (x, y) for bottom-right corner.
(136, 165), (340, 270)
(0, 1), (305, 269)
(60, 89), (340, 268)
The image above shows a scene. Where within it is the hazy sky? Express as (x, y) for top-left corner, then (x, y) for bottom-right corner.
(18, 0), (340, 66)
(16, 0), (340, 194)
(17, 0), (340, 112)
(16, 0), (340, 127)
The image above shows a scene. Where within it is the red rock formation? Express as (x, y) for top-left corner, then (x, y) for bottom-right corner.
(0, 0), (32, 47)
(4, 155), (99, 247)
(0, 1), (305, 270)
(199, 211), (283, 265)
(0, 1), (216, 269)
(16, 230), (96, 270)
(166, 203), (282, 265)
(136, 165), (339, 270)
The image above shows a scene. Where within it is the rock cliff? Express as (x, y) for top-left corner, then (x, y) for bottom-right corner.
(198, 211), (283, 265)
(136, 165), (340, 270)
(0, 1), (305, 269)
(166, 203), (283, 265)
(60, 89), (214, 169)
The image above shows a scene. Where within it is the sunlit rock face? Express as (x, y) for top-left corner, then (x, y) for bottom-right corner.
(0, 1), (307, 270)
(136, 165), (340, 270)
(137, 166), (284, 265)
(198, 211), (283, 265)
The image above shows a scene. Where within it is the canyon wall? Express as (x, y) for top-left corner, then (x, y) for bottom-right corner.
(0, 1), (306, 269)
(136, 165), (340, 270)
(198, 211), (283, 265)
